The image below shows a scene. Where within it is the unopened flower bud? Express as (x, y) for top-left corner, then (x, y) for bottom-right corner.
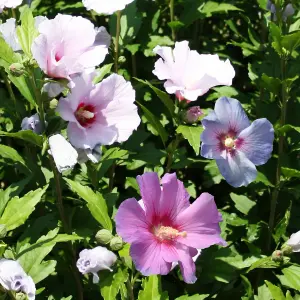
(185, 106), (203, 123)
(21, 113), (43, 135)
(0, 224), (7, 238)
(281, 245), (293, 256)
(9, 63), (25, 77)
(266, 0), (273, 11)
(95, 229), (113, 245)
(283, 4), (295, 20)
(110, 236), (123, 251)
(286, 230), (300, 252)
(15, 293), (27, 300)
(272, 250), (283, 262)
(118, 56), (126, 63)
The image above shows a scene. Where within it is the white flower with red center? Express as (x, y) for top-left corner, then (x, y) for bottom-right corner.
(56, 70), (140, 149)
(82, 0), (135, 15)
(32, 14), (110, 80)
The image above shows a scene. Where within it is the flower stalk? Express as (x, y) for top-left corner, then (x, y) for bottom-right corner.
(115, 10), (122, 73)
(170, 0), (176, 40)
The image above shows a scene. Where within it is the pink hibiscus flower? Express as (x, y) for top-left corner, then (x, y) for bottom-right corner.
(115, 172), (226, 283)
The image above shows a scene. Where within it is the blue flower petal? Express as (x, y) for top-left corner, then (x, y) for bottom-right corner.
(216, 151), (257, 187)
(237, 118), (274, 166)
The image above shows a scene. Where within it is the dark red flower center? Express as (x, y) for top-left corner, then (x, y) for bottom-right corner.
(218, 129), (243, 154)
(75, 103), (96, 128)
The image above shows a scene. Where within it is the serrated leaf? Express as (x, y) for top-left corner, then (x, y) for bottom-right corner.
(100, 267), (129, 300)
(265, 281), (285, 300)
(277, 124), (300, 135)
(137, 102), (168, 146)
(64, 179), (112, 231)
(281, 167), (300, 178)
(16, 6), (38, 57)
(201, 2), (242, 16)
(254, 172), (274, 187)
(273, 202), (291, 244)
(135, 78), (176, 119)
(94, 64), (113, 84)
(230, 193), (256, 215)
(0, 185), (48, 231)
(0, 144), (28, 169)
(176, 125), (203, 155)
(277, 265), (300, 290)
(175, 295), (209, 300)
(247, 257), (279, 272)
(0, 130), (43, 147)
(261, 74), (281, 95)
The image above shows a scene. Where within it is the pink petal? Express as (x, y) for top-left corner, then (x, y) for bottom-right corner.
(177, 243), (197, 284)
(176, 193), (226, 249)
(136, 173), (161, 223)
(130, 235), (172, 276)
(115, 198), (149, 243)
(160, 173), (190, 223)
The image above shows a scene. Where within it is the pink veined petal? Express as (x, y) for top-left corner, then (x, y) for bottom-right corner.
(77, 46), (109, 69)
(67, 123), (87, 149)
(153, 45), (174, 80)
(160, 173), (190, 223)
(56, 98), (77, 122)
(176, 193), (226, 249)
(32, 34), (48, 72)
(176, 243), (197, 284)
(130, 234), (172, 276)
(115, 198), (149, 243)
(136, 172), (162, 223)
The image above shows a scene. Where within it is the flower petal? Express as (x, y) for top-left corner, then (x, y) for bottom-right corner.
(130, 238), (172, 276)
(177, 244), (197, 284)
(160, 173), (190, 222)
(176, 193), (226, 249)
(216, 150), (257, 187)
(214, 97), (250, 133)
(136, 172), (161, 223)
(237, 118), (274, 165)
(115, 198), (149, 243)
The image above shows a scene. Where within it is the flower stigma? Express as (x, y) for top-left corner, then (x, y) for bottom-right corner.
(154, 225), (187, 241)
(224, 137), (235, 148)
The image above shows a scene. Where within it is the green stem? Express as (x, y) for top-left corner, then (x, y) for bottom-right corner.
(49, 158), (84, 300)
(29, 70), (46, 131)
(267, 58), (287, 251)
(126, 279), (135, 300)
(114, 10), (122, 73)
(166, 135), (181, 172)
(169, 0), (176, 41)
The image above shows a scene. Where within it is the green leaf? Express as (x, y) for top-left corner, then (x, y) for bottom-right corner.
(100, 267), (129, 300)
(261, 74), (281, 95)
(277, 265), (300, 290)
(16, 6), (39, 57)
(256, 284), (272, 300)
(94, 63), (113, 84)
(273, 202), (291, 244)
(241, 275), (254, 299)
(0, 37), (17, 69)
(0, 130), (43, 147)
(281, 30), (300, 53)
(230, 193), (256, 215)
(281, 167), (300, 178)
(254, 172), (274, 187)
(137, 102), (168, 146)
(64, 179), (112, 231)
(0, 185), (48, 231)
(247, 257), (279, 272)
(175, 295), (209, 300)
(176, 125), (203, 155)
(265, 281), (285, 300)
(269, 23), (283, 56)
(135, 78), (176, 119)
(17, 228), (82, 283)
(138, 275), (168, 300)
(201, 2), (242, 16)
(0, 144), (28, 169)
(277, 124), (300, 135)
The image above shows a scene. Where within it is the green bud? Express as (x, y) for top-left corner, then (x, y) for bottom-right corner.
(282, 245), (293, 256)
(0, 224), (7, 238)
(9, 63), (25, 77)
(15, 292), (27, 300)
(272, 250), (283, 262)
(110, 236), (123, 251)
(118, 56), (126, 63)
(95, 229), (113, 245)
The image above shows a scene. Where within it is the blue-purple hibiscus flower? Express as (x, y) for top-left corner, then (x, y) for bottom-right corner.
(200, 97), (274, 187)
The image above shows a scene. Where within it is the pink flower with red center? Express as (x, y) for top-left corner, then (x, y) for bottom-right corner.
(32, 14), (110, 80)
(115, 172), (226, 284)
(56, 70), (140, 149)
(201, 97), (274, 187)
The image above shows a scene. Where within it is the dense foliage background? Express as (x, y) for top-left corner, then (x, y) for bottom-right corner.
(1, 0), (300, 299)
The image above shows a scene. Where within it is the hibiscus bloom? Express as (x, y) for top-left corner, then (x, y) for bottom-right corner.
(82, 0), (134, 15)
(200, 97), (274, 187)
(32, 14), (110, 80)
(56, 70), (140, 149)
(0, 0), (22, 13)
(115, 172), (226, 283)
(153, 41), (235, 101)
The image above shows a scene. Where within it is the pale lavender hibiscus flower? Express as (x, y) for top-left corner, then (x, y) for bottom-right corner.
(115, 172), (226, 284)
(56, 70), (140, 149)
(200, 97), (274, 187)
(83, 0), (134, 15)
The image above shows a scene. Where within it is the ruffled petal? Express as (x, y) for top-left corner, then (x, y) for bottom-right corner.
(115, 198), (149, 243)
(237, 118), (274, 165)
(216, 150), (257, 187)
(214, 97), (250, 134)
(177, 243), (197, 284)
(176, 193), (226, 249)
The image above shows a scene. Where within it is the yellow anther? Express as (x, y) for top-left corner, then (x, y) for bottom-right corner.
(224, 137), (235, 148)
(154, 226), (187, 241)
